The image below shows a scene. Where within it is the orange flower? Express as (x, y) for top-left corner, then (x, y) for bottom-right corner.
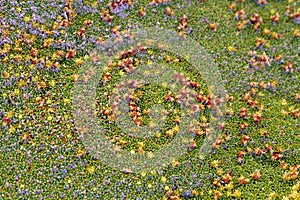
(165, 7), (174, 16)
(228, 2), (236, 10)
(208, 23), (218, 31)
(239, 107), (247, 118)
(256, 38), (265, 47)
(138, 8), (146, 17)
(65, 49), (75, 59)
(214, 190), (222, 200)
(238, 175), (249, 185)
(251, 169), (261, 180)
(222, 173), (232, 183)
(189, 140), (197, 149)
(243, 93), (251, 102)
(282, 166), (299, 181)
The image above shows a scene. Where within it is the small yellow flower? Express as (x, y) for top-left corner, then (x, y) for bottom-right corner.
(155, 132), (161, 138)
(146, 59), (153, 65)
(161, 176), (167, 183)
(91, 1), (97, 7)
(293, 29), (300, 37)
(258, 92), (264, 97)
(57, 15), (63, 21)
(166, 129), (174, 137)
(13, 89), (20, 96)
(8, 125), (15, 133)
(74, 58), (83, 65)
(63, 99), (71, 104)
(217, 169), (223, 175)
(49, 80), (55, 87)
(76, 149), (85, 157)
(86, 166), (95, 174)
(165, 55), (171, 62)
(263, 28), (270, 35)
(208, 23), (218, 31)
(47, 115), (53, 121)
(147, 50), (153, 55)
(173, 125), (179, 133)
(228, 46), (236, 52)
(119, 70), (124, 76)
(137, 142), (145, 148)
(23, 16), (30, 22)
(270, 9), (276, 15)
(231, 190), (241, 198)
(211, 160), (219, 168)
(71, 74), (78, 82)
(146, 151), (154, 158)
(17, 79), (25, 88)
(268, 192), (276, 199)
(271, 32), (279, 39)
(226, 182), (234, 190)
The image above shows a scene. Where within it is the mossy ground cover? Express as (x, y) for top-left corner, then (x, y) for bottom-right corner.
(0, 0), (299, 199)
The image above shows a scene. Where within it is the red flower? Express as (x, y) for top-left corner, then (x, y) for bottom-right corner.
(282, 62), (293, 73)
(213, 137), (223, 148)
(165, 92), (175, 102)
(260, 130), (267, 136)
(291, 109), (299, 118)
(238, 151), (245, 157)
(270, 13), (280, 23)
(271, 153), (283, 161)
(280, 161), (288, 170)
(30, 48), (38, 57)
(2, 117), (10, 126)
(255, 148), (264, 155)
(189, 81), (199, 88)
(253, 112), (261, 124)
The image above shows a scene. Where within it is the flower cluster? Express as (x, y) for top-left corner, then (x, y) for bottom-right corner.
(0, 0), (299, 199)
